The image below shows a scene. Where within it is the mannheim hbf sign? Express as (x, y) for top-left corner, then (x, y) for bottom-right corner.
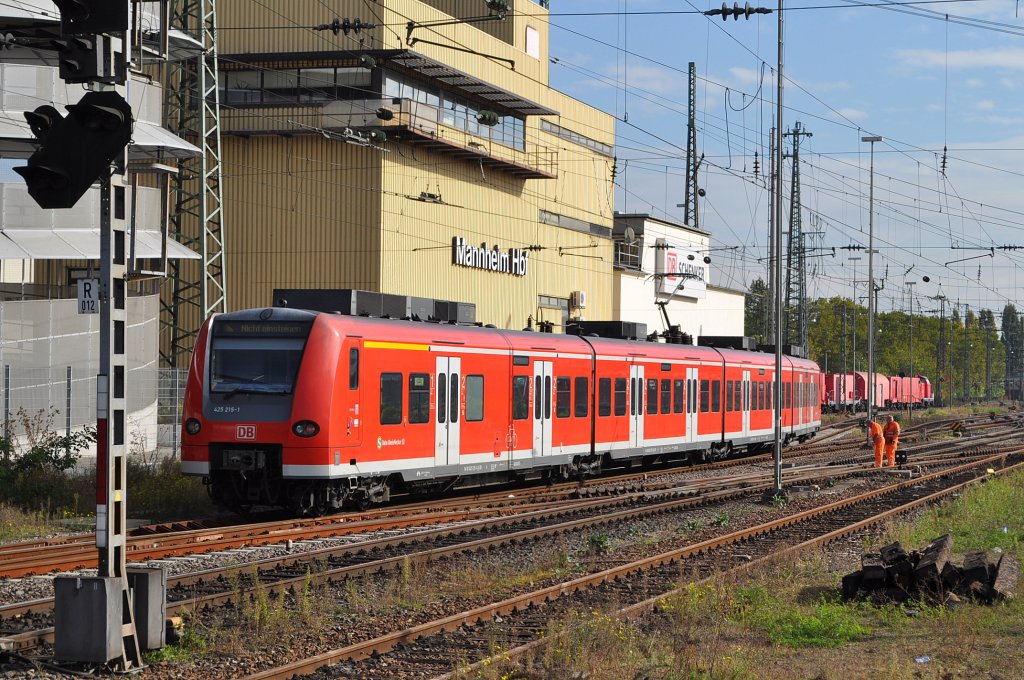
(452, 236), (530, 277)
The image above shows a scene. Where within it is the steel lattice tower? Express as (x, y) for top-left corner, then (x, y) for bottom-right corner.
(682, 62), (698, 229)
(161, 0), (227, 367)
(783, 121), (811, 350)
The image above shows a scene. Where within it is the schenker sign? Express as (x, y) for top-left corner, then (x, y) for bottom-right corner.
(451, 236), (530, 277)
(655, 241), (708, 299)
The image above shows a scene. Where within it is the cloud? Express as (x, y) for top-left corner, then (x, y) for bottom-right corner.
(964, 78), (984, 88)
(894, 48), (1024, 70)
(974, 100), (995, 111)
(836, 107), (867, 121)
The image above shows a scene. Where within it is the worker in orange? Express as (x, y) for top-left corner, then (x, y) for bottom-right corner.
(883, 414), (901, 467)
(865, 418), (884, 468)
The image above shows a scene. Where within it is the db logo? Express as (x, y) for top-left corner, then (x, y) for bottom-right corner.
(236, 425), (256, 440)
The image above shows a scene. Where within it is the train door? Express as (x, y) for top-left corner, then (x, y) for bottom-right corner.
(434, 356), (461, 467)
(742, 370), (751, 435)
(629, 364), (645, 448)
(532, 360), (553, 458)
(686, 367), (698, 439)
(343, 339), (362, 448)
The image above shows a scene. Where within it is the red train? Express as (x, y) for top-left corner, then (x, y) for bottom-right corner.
(180, 308), (821, 514)
(821, 372), (933, 412)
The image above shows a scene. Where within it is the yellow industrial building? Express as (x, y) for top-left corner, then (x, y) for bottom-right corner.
(219, 0), (617, 331)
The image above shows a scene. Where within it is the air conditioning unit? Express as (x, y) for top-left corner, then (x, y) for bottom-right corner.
(570, 290), (587, 309)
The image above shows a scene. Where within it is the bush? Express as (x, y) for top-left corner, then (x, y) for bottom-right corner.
(0, 408), (94, 513)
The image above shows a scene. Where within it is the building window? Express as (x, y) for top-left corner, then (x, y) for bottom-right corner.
(526, 26), (540, 58)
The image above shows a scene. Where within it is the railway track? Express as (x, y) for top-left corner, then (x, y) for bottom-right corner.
(242, 451), (1024, 680)
(0, 442), (1015, 664)
(2, 413), (1005, 579)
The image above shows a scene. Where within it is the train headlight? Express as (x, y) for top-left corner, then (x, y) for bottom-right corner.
(185, 419), (201, 435)
(292, 420), (320, 437)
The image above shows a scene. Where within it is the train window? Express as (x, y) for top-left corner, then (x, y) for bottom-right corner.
(734, 381), (742, 412)
(766, 382), (772, 410)
(544, 375), (552, 420)
(673, 379), (684, 413)
(574, 377), (588, 417)
(630, 378), (636, 416)
(661, 363), (671, 371)
(380, 373), (403, 425)
(513, 355), (530, 366)
(408, 373), (430, 424)
(437, 373), (447, 424)
(726, 381), (734, 412)
(759, 382), (766, 410)
(556, 377), (571, 418)
(534, 376), (542, 420)
(660, 379), (671, 414)
(512, 376), (529, 420)
(786, 383), (792, 409)
(647, 379), (657, 415)
(614, 378), (627, 416)
(699, 380), (709, 413)
(349, 348), (359, 389)
(466, 375), (484, 421)
(599, 378), (611, 417)
(712, 381), (721, 412)
(450, 373), (460, 423)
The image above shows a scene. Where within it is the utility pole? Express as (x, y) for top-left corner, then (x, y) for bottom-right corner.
(849, 256), (861, 409)
(934, 294), (947, 406)
(862, 135), (882, 422)
(841, 306), (847, 411)
(963, 304), (970, 404)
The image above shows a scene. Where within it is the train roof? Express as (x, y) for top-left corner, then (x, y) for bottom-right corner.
(216, 308), (819, 368)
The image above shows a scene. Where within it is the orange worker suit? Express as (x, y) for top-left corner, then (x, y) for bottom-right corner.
(883, 419), (900, 467)
(867, 420), (885, 468)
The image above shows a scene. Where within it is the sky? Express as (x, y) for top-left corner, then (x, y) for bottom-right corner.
(543, 0), (1024, 323)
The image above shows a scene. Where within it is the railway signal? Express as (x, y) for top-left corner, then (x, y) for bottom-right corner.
(15, 91), (132, 209)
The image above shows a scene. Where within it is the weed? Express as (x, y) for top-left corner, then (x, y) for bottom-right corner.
(713, 512), (731, 527)
(588, 532), (611, 555)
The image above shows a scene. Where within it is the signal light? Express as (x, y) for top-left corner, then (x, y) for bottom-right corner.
(53, 0), (129, 36)
(14, 91), (133, 209)
(52, 36), (105, 83)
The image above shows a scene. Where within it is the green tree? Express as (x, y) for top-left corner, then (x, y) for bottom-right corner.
(745, 277), (769, 343)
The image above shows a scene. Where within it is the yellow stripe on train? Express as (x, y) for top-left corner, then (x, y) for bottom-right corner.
(364, 340), (429, 351)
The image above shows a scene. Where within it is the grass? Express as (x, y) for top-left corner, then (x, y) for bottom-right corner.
(0, 504), (58, 542)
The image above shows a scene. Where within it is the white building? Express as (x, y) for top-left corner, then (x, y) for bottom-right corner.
(611, 214), (745, 342)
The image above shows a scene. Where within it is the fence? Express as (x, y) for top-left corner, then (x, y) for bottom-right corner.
(0, 294), (187, 463)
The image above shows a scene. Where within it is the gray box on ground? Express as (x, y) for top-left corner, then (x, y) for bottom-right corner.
(128, 567), (167, 651)
(54, 576), (122, 662)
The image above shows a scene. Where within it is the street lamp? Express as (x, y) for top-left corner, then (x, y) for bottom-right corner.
(862, 135), (882, 422)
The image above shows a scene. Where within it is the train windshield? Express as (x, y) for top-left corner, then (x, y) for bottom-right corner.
(209, 319), (313, 395)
